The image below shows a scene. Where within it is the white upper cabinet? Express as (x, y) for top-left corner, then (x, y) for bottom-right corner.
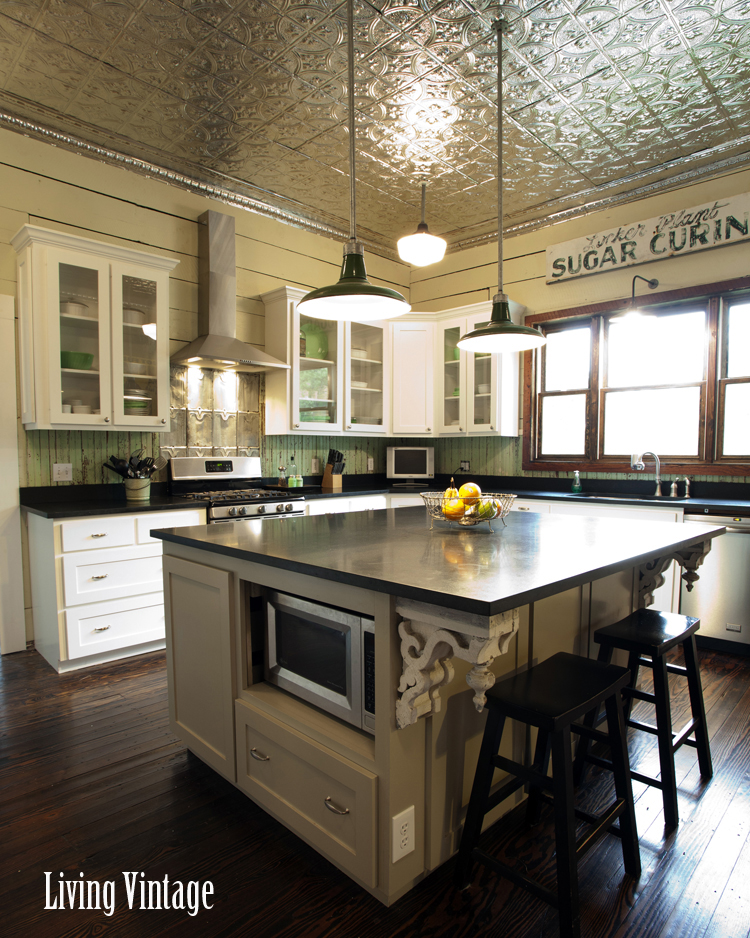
(263, 287), (390, 435)
(391, 319), (435, 435)
(13, 225), (177, 431)
(344, 320), (389, 434)
(436, 303), (519, 437)
(263, 286), (343, 435)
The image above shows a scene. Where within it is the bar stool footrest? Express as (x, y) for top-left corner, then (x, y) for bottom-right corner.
(472, 849), (559, 909)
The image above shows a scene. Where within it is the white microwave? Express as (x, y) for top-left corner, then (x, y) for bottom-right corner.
(264, 591), (375, 734)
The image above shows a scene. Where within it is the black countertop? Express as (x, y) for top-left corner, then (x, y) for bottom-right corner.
(152, 507), (725, 618)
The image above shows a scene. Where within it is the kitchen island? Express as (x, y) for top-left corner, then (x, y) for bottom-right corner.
(153, 507), (723, 906)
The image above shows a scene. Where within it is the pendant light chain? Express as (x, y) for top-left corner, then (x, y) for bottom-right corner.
(347, 0), (357, 243)
(495, 18), (506, 297)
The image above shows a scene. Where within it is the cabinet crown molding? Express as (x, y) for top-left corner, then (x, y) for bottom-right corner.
(12, 225), (179, 271)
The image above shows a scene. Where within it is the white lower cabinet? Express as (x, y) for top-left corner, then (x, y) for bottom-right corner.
(388, 494), (426, 508)
(307, 498), (351, 515)
(235, 698), (378, 888)
(27, 507), (204, 672)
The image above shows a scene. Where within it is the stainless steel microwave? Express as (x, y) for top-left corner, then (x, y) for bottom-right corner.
(264, 591), (375, 735)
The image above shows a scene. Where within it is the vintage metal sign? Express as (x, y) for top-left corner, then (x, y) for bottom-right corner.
(546, 193), (750, 283)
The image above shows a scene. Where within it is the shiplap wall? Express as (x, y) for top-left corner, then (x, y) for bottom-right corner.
(1, 127), (409, 486)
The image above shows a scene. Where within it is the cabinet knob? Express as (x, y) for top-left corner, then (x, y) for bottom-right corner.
(324, 796), (350, 816)
(426, 427), (431, 432)
(250, 747), (270, 762)
(104, 417), (110, 423)
(459, 427), (463, 432)
(161, 418), (166, 424)
(294, 423), (300, 429)
(346, 425), (351, 430)
(490, 425), (494, 430)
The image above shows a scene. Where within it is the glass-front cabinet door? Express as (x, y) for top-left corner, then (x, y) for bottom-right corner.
(49, 250), (112, 426)
(111, 264), (170, 428)
(437, 320), (467, 433)
(344, 321), (388, 433)
(465, 310), (497, 433)
(293, 313), (342, 431)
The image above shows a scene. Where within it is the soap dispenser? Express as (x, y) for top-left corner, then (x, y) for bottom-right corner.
(571, 470), (582, 494)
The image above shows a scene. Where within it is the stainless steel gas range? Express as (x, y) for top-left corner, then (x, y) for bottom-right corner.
(169, 456), (305, 523)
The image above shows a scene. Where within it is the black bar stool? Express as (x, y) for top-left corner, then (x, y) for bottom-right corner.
(574, 608), (713, 830)
(456, 652), (641, 938)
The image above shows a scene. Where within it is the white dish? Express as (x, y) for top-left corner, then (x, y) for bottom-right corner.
(124, 360), (150, 375)
(477, 384), (491, 394)
(123, 307), (146, 324)
(351, 380), (368, 388)
(72, 404), (92, 414)
(61, 300), (89, 316)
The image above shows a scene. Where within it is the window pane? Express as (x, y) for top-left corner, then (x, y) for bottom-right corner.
(723, 384), (750, 455)
(541, 394), (587, 454)
(544, 328), (590, 391)
(726, 303), (750, 378)
(603, 387), (701, 455)
(608, 311), (705, 388)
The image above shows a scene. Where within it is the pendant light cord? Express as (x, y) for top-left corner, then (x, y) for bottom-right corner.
(495, 18), (506, 296)
(347, 0), (357, 243)
(420, 182), (427, 226)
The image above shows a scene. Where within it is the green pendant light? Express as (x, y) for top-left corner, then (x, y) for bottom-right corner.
(297, 0), (410, 322)
(457, 20), (545, 354)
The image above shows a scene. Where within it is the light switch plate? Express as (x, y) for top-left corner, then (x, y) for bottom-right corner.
(53, 463), (72, 481)
(311, 457), (320, 474)
(367, 457), (374, 472)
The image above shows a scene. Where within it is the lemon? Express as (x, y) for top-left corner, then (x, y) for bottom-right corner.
(443, 498), (466, 520)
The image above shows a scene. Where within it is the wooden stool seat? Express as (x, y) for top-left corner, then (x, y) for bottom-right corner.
(574, 608), (713, 830)
(456, 652), (641, 938)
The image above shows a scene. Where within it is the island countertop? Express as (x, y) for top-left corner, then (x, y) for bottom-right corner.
(152, 507), (724, 618)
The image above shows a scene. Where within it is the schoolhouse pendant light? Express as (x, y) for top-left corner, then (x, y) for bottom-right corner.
(297, 0), (410, 322)
(397, 183), (447, 266)
(457, 20), (545, 354)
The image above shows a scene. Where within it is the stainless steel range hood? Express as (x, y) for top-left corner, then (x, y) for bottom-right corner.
(171, 210), (290, 373)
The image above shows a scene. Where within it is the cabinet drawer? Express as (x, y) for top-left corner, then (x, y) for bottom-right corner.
(60, 516), (136, 552)
(136, 509), (205, 544)
(62, 544), (163, 606)
(65, 593), (165, 659)
(235, 699), (377, 888)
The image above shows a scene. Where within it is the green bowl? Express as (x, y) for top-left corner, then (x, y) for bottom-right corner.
(61, 351), (94, 370)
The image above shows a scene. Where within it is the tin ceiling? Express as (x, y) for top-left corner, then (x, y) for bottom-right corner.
(1, 0), (750, 254)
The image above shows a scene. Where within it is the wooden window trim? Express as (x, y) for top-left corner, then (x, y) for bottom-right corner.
(522, 275), (750, 475)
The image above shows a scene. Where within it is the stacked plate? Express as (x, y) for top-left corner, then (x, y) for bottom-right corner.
(124, 392), (151, 417)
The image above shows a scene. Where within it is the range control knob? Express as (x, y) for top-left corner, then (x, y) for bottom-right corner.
(285, 504), (294, 512)
(257, 505), (266, 515)
(276, 503), (285, 512)
(238, 506), (247, 516)
(229, 506), (239, 517)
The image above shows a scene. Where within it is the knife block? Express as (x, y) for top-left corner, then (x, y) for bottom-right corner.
(322, 464), (343, 492)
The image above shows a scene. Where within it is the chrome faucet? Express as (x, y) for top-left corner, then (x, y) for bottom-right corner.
(631, 451), (662, 496)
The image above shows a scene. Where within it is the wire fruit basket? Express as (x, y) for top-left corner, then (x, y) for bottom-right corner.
(420, 492), (517, 532)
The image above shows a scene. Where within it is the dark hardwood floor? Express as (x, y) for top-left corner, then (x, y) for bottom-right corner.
(1, 644), (748, 938)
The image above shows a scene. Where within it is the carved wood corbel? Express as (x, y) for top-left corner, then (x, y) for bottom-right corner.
(395, 608), (519, 728)
(638, 537), (713, 607)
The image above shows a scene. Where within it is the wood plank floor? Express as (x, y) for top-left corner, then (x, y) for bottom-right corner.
(1, 645), (748, 938)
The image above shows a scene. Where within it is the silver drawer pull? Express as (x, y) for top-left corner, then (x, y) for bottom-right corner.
(518, 506), (530, 511)
(250, 748), (270, 762)
(91, 574), (108, 580)
(91, 533), (107, 538)
(324, 796), (349, 816)
(93, 625), (111, 632)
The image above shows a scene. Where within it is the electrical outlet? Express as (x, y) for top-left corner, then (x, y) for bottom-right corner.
(460, 460), (470, 472)
(367, 457), (374, 472)
(726, 622), (742, 633)
(391, 805), (415, 863)
(53, 463), (72, 482)
(311, 457), (320, 474)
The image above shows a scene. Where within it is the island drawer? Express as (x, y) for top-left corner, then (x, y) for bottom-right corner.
(65, 593), (165, 659)
(235, 699), (378, 888)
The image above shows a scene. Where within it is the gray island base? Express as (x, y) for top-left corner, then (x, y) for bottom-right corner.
(154, 507), (723, 907)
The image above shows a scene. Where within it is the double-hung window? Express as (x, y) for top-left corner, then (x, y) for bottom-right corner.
(524, 279), (750, 471)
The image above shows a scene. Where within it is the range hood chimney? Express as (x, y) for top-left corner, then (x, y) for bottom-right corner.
(170, 210), (290, 373)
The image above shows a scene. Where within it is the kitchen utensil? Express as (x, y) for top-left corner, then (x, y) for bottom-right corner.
(151, 455), (167, 473)
(61, 350), (94, 370)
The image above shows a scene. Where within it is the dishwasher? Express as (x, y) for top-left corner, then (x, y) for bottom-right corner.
(681, 512), (750, 647)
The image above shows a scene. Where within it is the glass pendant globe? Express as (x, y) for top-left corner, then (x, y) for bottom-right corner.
(397, 231), (447, 267)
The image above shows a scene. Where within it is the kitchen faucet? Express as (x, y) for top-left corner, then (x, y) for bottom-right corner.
(631, 451), (662, 496)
